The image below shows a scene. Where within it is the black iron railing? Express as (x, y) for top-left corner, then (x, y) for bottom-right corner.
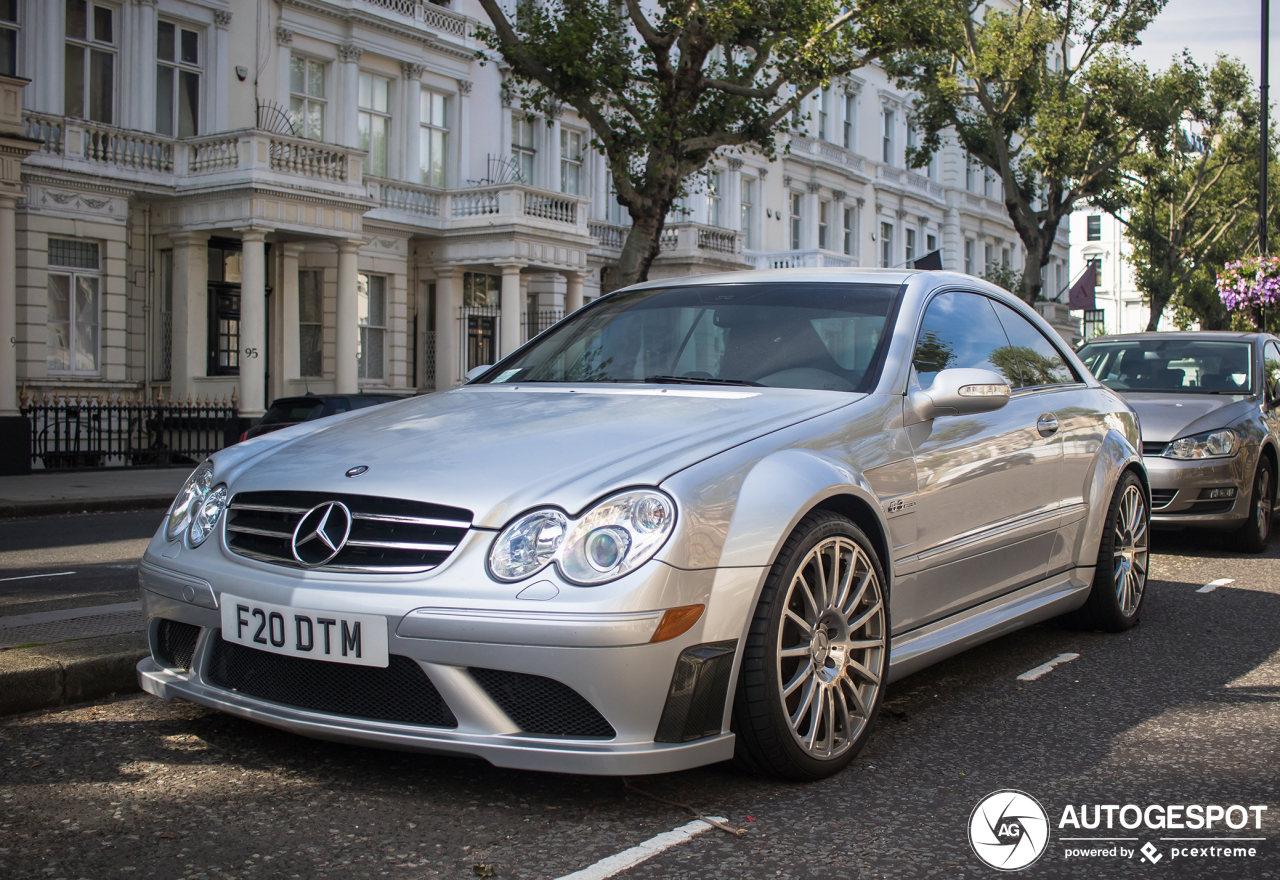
(19, 390), (239, 469)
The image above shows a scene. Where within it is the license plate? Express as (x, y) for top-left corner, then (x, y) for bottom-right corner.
(219, 594), (389, 668)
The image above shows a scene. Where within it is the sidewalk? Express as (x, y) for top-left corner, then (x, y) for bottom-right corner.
(0, 467), (190, 518)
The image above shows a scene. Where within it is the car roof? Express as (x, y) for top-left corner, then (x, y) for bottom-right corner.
(621, 267), (922, 291)
(269, 394), (395, 405)
(1083, 331), (1267, 343)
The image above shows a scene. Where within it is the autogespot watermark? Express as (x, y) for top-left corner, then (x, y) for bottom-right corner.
(967, 792), (1269, 870)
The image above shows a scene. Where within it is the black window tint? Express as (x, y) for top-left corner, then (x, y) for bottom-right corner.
(989, 300), (1076, 388)
(913, 291), (1014, 389)
(327, 399), (353, 415)
(260, 401), (324, 425)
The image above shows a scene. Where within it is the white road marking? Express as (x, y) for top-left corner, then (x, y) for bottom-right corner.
(1197, 578), (1235, 593)
(0, 571), (76, 583)
(554, 817), (723, 880)
(0, 601), (140, 629)
(1017, 652), (1080, 681)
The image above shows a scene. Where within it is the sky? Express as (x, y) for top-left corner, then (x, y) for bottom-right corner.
(1128, 0), (1275, 87)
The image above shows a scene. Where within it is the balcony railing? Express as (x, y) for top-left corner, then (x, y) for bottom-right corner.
(368, 177), (443, 216)
(589, 221), (627, 250)
(366, 178), (590, 232)
(359, 0), (469, 38)
(747, 249), (856, 270)
(659, 222), (744, 256)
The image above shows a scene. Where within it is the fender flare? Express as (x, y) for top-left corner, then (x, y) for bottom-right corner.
(1076, 427), (1147, 565)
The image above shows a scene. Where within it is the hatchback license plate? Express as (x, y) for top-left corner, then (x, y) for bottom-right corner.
(219, 594), (389, 668)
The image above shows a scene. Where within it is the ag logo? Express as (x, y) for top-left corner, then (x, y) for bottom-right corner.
(968, 790), (1050, 871)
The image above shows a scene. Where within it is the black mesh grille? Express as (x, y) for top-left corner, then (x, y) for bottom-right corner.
(226, 490), (472, 573)
(207, 637), (457, 728)
(1150, 489), (1177, 509)
(153, 619), (201, 672)
(469, 668), (615, 738)
(1142, 441), (1168, 456)
(655, 641), (737, 743)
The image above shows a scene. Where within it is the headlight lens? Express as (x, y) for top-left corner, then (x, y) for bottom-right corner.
(488, 489), (677, 586)
(1166, 428), (1238, 459)
(188, 485), (228, 547)
(165, 460), (215, 542)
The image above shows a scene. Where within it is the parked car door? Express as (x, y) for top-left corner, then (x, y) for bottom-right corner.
(1265, 341), (1280, 439)
(899, 290), (1064, 629)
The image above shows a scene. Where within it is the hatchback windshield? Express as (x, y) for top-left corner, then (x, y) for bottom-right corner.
(476, 283), (902, 392)
(1078, 339), (1254, 394)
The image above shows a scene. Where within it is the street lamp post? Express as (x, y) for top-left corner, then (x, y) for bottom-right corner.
(1263, 0), (1270, 257)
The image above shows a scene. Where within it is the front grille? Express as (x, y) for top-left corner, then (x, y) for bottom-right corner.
(1150, 489), (1177, 509)
(153, 619), (201, 671)
(225, 491), (472, 573)
(1142, 441), (1168, 456)
(207, 637), (457, 728)
(1186, 500), (1235, 514)
(469, 668), (616, 738)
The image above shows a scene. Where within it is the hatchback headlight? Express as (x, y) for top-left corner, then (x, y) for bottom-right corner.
(165, 460), (215, 542)
(188, 484), (228, 547)
(1165, 428), (1238, 459)
(488, 489), (677, 586)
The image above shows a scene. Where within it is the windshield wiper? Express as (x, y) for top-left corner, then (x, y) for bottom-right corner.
(644, 375), (763, 387)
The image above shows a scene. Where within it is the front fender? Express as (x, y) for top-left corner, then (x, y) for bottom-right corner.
(1074, 426), (1146, 567)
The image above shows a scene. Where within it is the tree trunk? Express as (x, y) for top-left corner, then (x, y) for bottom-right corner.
(616, 206), (669, 289)
(1018, 248), (1046, 305)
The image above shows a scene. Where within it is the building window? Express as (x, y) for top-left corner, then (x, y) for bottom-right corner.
(880, 222), (893, 268)
(842, 94), (857, 151)
(299, 270), (323, 377)
(789, 192), (802, 250)
(843, 206), (858, 256)
(964, 239), (974, 274)
(905, 228), (916, 264)
(740, 178), (755, 249)
(512, 115), (535, 183)
(818, 200), (830, 250)
(1002, 247), (1011, 268)
(817, 89), (830, 141)
(708, 170), (724, 228)
(289, 55), (326, 140)
(462, 272), (500, 307)
(906, 124), (918, 166)
(358, 73), (391, 177)
(47, 239), (100, 375)
(984, 168), (995, 198)
(926, 233), (937, 254)
(207, 242), (242, 376)
(561, 128), (584, 195)
(1087, 214), (1102, 241)
(65, 0), (115, 124)
(420, 90), (448, 187)
(606, 172), (626, 225)
(1083, 308), (1106, 340)
(1056, 262), (1066, 296)
(156, 20), (200, 137)
(984, 243), (995, 273)
(1086, 256), (1103, 277)
(881, 109), (894, 165)
(357, 273), (386, 381)
(965, 154), (975, 191)
(1, 0), (19, 77)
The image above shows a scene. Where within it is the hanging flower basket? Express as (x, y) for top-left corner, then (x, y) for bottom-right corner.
(1217, 257), (1280, 323)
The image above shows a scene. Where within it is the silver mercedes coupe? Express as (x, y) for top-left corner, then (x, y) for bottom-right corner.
(137, 269), (1149, 781)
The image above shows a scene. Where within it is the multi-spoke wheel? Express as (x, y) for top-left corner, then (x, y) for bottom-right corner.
(1074, 470), (1149, 632)
(733, 512), (888, 780)
(1235, 459), (1274, 554)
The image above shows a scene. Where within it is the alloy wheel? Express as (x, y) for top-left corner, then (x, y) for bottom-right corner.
(1256, 468), (1273, 541)
(1112, 484), (1149, 617)
(775, 536), (886, 760)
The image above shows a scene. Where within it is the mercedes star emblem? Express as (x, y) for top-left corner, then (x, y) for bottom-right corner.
(291, 501), (353, 566)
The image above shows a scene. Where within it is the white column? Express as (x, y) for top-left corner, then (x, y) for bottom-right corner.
(211, 11), (231, 133)
(276, 28), (294, 109)
(726, 159), (743, 232)
(434, 266), (460, 388)
(237, 229), (268, 417)
(548, 114), (562, 193)
(280, 244), (303, 389)
(336, 45), (362, 147)
(805, 182), (821, 250)
(402, 64), (425, 183)
(170, 232), (209, 401)
(335, 240), (360, 393)
(123, 0), (158, 131)
(0, 196), (16, 415)
(564, 271), (585, 315)
(498, 263), (523, 358)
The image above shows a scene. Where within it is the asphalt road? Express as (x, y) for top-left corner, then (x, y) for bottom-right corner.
(1, 529), (1278, 880)
(0, 510), (163, 616)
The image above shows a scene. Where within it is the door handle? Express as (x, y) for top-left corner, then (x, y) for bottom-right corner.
(1036, 413), (1060, 437)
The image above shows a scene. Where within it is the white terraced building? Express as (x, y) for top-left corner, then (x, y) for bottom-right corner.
(0, 0), (1071, 427)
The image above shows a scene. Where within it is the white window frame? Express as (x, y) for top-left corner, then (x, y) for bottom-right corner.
(65, 0), (116, 124)
(46, 239), (102, 377)
(964, 239), (974, 274)
(817, 89), (830, 141)
(842, 94), (857, 152)
(1, 0), (19, 78)
(881, 109), (894, 165)
(420, 89), (448, 187)
(358, 72), (392, 178)
(155, 19), (202, 138)
(512, 115), (536, 184)
(740, 177), (755, 249)
(708, 169), (724, 228)
(818, 199), (830, 250)
(842, 205), (859, 257)
(299, 269), (324, 378)
(880, 221), (893, 268)
(789, 191), (803, 250)
(905, 228), (916, 264)
(289, 54), (328, 141)
(357, 272), (387, 382)
(561, 127), (585, 195)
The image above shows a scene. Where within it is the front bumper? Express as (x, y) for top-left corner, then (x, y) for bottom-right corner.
(1142, 453), (1251, 528)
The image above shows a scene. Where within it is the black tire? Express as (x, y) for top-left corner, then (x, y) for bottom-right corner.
(1234, 458), (1274, 554)
(731, 511), (889, 781)
(1074, 470), (1149, 632)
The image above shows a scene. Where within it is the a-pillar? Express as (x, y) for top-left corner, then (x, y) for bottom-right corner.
(237, 229), (268, 418)
(0, 195), (16, 416)
(564, 270), (585, 315)
(434, 266), (460, 388)
(279, 244), (304, 394)
(170, 231), (210, 402)
(498, 263), (524, 358)
(336, 240), (360, 393)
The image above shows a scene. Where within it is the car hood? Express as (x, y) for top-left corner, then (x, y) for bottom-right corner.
(1121, 392), (1257, 442)
(225, 384), (858, 528)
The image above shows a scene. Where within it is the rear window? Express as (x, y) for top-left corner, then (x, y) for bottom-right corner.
(260, 400), (326, 425)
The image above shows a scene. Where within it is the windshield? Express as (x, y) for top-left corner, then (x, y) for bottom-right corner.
(1078, 339), (1254, 394)
(475, 283), (903, 393)
(260, 400), (326, 425)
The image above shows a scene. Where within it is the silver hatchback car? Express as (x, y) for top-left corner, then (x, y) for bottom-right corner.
(137, 270), (1148, 780)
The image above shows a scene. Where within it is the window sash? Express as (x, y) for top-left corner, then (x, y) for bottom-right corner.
(299, 270), (324, 378)
(290, 56), (326, 139)
(357, 274), (386, 380)
(789, 192), (802, 250)
(46, 271), (100, 375)
(880, 222), (893, 268)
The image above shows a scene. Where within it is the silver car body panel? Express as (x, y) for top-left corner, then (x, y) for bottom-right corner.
(138, 269), (1145, 774)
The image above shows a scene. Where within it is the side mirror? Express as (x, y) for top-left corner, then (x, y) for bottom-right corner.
(465, 365), (493, 381)
(910, 368), (1011, 420)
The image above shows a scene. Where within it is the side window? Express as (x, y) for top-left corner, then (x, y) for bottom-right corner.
(989, 300), (1077, 389)
(1265, 342), (1280, 400)
(912, 291), (1013, 390)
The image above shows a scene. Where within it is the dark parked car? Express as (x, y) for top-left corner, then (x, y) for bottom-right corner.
(240, 394), (400, 441)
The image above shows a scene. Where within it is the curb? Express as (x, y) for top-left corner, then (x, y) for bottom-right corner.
(0, 496), (173, 519)
(0, 632), (147, 716)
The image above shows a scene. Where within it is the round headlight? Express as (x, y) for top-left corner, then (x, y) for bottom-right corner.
(557, 489), (677, 586)
(165, 460), (215, 542)
(188, 484), (228, 547)
(488, 509), (569, 582)
(585, 526), (630, 571)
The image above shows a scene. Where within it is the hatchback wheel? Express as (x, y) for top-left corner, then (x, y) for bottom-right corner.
(732, 512), (888, 780)
(1235, 459), (1274, 554)
(1074, 471), (1149, 632)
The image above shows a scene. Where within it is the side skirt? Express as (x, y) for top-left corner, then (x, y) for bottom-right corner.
(887, 567), (1094, 684)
